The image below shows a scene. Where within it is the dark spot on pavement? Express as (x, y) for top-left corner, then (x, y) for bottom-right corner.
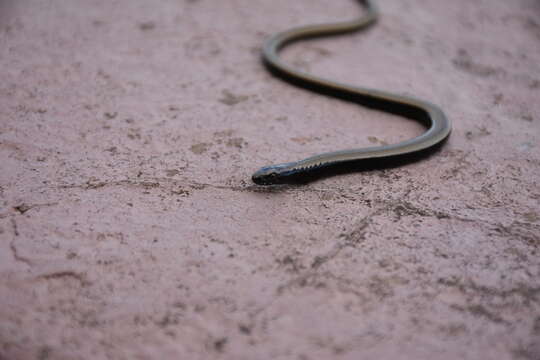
(190, 142), (211, 154)
(219, 90), (249, 106)
(453, 49), (503, 78)
(139, 22), (155, 31)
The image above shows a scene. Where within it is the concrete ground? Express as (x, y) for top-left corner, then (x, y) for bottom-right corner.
(1, 0), (539, 359)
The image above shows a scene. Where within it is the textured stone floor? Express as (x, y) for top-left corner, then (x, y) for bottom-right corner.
(1, 0), (539, 359)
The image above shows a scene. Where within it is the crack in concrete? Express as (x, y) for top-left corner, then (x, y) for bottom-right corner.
(59, 179), (162, 191)
(13, 202), (58, 215)
(389, 200), (453, 221)
(492, 221), (540, 247)
(249, 271), (368, 324)
(269, 206), (390, 305)
(9, 240), (33, 266)
(56, 178), (537, 251)
(57, 177), (338, 194)
(438, 277), (540, 305)
(55, 177), (481, 220)
(266, 198), (538, 318)
(311, 206), (386, 270)
(276, 271), (367, 298)
(36, 271), (88, 286)
(10, 217), (19, 236)
(9, 219), (33, 266)
(450, 303), (510, 325)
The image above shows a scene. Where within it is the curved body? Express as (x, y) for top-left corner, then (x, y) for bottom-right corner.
(252, 0), (451, 185)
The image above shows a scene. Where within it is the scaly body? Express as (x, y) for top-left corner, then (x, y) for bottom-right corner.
(252, 0), (451, 185)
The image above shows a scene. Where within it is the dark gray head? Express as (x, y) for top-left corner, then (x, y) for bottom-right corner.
(252, 163), (295, 185)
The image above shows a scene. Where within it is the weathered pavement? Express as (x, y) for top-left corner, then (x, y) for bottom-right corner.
(1, 0), (539, 359)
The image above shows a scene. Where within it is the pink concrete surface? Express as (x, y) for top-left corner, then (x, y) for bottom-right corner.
(1, 0), (539, 359)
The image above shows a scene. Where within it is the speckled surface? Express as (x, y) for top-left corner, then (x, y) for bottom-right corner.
(1, 0), (539, 359)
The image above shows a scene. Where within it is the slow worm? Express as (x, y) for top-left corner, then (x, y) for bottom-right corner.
(252, 0), (451, 185)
